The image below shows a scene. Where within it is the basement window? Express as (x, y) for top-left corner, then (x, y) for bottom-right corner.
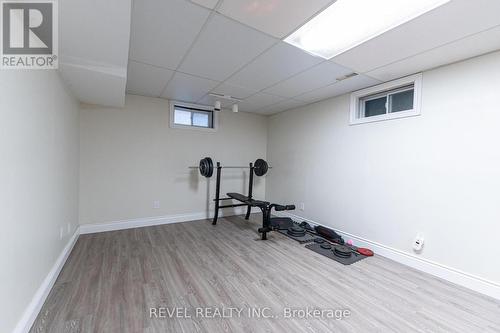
(170, 101), (217, 131)
(350, 73), (422, 125)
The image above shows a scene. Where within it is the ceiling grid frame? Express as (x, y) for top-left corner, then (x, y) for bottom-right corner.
(121, 0), (500, 114)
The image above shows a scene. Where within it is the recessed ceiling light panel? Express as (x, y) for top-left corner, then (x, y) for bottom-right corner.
(284, 0), (450, 59)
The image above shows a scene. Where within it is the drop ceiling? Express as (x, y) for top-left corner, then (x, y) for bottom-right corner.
(58, 0), (132, 107)
(60, 0), (500, 114)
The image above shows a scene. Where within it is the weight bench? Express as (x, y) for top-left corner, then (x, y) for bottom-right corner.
(218, 192), (295, 240)
(226, 192), (269, 209)
(210, 160), (295, 240)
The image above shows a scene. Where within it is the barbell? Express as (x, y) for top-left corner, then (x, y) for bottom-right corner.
(189, 157), (271, 178)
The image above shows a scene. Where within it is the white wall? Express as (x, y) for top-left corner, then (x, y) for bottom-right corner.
(267, 51), (500, 290)
(79, 94), (268, 226)
(0, 71), (80, 333)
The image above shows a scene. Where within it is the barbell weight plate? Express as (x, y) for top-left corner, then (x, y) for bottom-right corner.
(199, 157), (214, 178)
(198, 158), (207, 177)
(200, 157), (212, 177)
(254, 158), (268, 176)
(206, 157), (213, 177)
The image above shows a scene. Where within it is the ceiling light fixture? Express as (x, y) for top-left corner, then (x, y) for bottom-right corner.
(336, 72), (358, 81)
(214, 101), (221, 111)
(284, 0), (450, 59)
(209, 93), (243, 102)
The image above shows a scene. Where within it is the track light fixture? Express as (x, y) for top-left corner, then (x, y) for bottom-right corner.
(214, 101), (221, 112)
(209, 93), (243, 102)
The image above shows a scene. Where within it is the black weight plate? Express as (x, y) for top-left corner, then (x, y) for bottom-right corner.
(333, 246), (352, 258)
(206, 157), (213, 177)
(254, 158), (268, 176)
(287, 230), (306, 237)
(290, 226), (305, 233)
(199, 157), (214, 178)
(333, 252), (352, 258)
(287, 226), (306, 237)
(199, 158), (208, 177)
(314, 238), (325, 244)
(320, 243), (332, 250)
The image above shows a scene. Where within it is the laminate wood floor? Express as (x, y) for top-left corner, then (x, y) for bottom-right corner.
(30, 215), (500, 333)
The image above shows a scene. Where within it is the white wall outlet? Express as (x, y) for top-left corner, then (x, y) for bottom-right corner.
(59, 226), (64, 240)
(299, 202), (305, 211)
(153, 200), (160, 209)
(413, 233), (425, 252)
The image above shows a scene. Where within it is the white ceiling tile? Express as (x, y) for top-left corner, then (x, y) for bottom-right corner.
(196, 95), (212, 106)
(126, 61), (174, 97)
(238, 92), (286, 112)
(218, 0), (333, 38)
(264, 61), (354, 98)
(210, 83), (258, 99)
(296, 75), (381, 103)
(179, 14), (276, 81)
(332, 0), (500, 73)
(129, 0), (210, 69)
(227, 42), (322, 91)
(257, 99), (307, 115)
(190, 0), (219, 9)
(162, 72), (219, 102)
(367, 26), (500, 82)
(60, 0), (131, 67)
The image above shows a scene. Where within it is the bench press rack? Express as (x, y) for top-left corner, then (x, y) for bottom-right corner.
(211, 161), (295, 240)
(212, 161), (255, 225)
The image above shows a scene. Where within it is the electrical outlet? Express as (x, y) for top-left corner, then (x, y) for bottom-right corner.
(153, 200), (160, 209)
(299, 202), (305, 211)
(59, 226), (64, 240)
(413, 233), (425, 252)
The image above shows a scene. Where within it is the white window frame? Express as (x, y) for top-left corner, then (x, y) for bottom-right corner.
(169, 100), (218, 132)
(350, 73), (422, 125)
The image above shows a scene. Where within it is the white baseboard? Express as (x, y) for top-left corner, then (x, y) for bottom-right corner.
(274, 211), (500, 301)
(13, 228), (80, 333)
(79, 207), (260, 234)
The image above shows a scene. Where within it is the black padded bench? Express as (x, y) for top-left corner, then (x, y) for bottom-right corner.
(227, 192), (269, 209)
(224, 192), (295, 240)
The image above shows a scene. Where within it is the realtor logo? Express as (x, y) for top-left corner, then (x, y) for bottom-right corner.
(1, 0), (58, 69)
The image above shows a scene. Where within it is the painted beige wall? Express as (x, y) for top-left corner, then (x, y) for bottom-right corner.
(267, 51), (500, 284)
(79, 94), (268, 225)
(0, 71), (80, 333)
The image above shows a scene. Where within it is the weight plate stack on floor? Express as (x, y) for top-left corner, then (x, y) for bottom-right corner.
(287, 226), (306, 237)
(333, 245), (352, 258)
(278, 223), (316, 243)
(305, 243), (369, 265)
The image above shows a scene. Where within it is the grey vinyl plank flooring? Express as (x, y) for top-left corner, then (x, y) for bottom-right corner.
(30, 215), (500, 333)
